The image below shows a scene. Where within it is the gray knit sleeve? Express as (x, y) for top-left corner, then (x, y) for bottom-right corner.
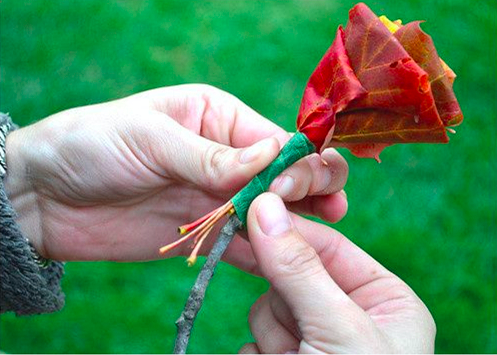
(0, 112), (65, 315)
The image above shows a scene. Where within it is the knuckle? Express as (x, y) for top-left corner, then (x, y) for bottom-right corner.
(321, 150), (349, 194)
(291, 177), (310, 201)
(271, 241), (321, 280)
(201, 144), (230, 189)
(307, 154), (328, 194)
(279, 172), (311, 202)
(198, 84), (230, 108)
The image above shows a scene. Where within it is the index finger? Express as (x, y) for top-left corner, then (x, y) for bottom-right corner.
(124, 84), (291, 148)
(290, 213), (415, 311)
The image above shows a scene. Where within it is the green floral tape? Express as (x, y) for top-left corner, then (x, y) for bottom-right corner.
(231, 132), (316, 225)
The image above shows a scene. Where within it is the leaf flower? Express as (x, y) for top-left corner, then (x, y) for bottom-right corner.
(159, 2), (463, 265)
(298, 2), (463, 160)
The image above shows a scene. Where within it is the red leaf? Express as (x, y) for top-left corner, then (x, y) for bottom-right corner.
(297, 3), (463, 159)
(297, 27), (366, 152)
(394, 21), (463, 127)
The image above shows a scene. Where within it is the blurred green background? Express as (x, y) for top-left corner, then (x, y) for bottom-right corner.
(1, 0), (495, 353)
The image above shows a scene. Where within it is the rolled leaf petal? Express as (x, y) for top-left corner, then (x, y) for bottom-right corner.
(394, 21), (463, 126)
(297, 27), (366, 152)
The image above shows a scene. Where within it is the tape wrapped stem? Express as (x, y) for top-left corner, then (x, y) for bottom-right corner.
(231, 132), (316, 225)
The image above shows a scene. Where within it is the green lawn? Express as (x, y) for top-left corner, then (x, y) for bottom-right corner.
(1, 0), (496, 353)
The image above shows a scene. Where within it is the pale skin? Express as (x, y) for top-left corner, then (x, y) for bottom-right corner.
(4, 84), (435, 352)
(4, 84), (348, 267)
(241, 193), (436, 354)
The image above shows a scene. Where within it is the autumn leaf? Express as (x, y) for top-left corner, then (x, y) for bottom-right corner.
(297, 2), (463, 160)
(297, 26), (366, 152)
(394, 21), (463, 126)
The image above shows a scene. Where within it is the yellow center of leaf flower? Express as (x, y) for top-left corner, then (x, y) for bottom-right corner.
(379, 15), (456, 82)
(379, 15), (402, 32)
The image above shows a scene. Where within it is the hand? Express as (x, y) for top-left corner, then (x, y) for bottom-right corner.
(4, 84), (348, 266)
(241, 193), (436, 353)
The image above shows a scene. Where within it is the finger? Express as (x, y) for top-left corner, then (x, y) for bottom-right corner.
(269, 149), (348, 201)
(268, 158), (312, 201)
(287, 190), (348, 223)
(239, 343), (260, 354)
(192, 134), (280, 193)
(126, 86), (351, 200)
(267, 288), (301, 340)
(127, 112), (281, 193)
(318, 148), (349, 195)
(247, 193), (369, 329)
(289, 213), (436, 352)
(126, 84), (291, 148)
(249, 293), (300, 354)
(289, 213), (418, 311)
(155, 85), (350, 202)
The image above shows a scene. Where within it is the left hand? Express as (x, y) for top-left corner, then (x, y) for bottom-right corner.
(4, 84), (348, 267)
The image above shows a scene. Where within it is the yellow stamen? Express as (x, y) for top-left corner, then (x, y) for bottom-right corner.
(186, 256), (197, 267)
(379, 15), (402, 33)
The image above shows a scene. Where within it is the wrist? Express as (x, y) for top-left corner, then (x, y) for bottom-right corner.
(3, 128), (46, 257)
(4, 129), (28, 199)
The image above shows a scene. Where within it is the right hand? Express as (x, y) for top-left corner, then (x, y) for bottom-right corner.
(241, 193), (436, 354)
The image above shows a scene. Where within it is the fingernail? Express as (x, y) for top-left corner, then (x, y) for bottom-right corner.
(272, 175), (295, 198)
(256, 194), (291, 236)
(316, 168), (332, 193)
(239, 138), (275, 164)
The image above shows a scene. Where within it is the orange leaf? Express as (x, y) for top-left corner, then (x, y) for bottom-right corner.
(297, 27), (366, 152)
(394, 21), (463, 127)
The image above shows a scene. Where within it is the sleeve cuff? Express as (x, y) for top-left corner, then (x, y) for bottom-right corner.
(0, 112), (65, 315)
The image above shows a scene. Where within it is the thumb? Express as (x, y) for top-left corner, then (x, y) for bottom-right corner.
(247, 193), (369, 341)
(194, 136), (280, 193)
(143, 115), (280, 193)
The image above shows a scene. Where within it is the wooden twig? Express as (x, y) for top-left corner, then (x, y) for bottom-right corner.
(173, 214), (242, 354)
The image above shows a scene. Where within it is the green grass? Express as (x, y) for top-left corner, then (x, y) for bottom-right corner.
(1, 0), (496, 353)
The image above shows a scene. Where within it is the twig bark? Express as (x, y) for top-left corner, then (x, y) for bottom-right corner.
(173, 214), (242, 354)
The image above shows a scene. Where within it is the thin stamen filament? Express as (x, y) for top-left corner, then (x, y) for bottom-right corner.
(159, 201), (235, 262)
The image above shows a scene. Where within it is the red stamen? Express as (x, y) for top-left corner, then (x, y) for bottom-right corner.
(178, 208), (219, 235)
(159, 201), (234, 262)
